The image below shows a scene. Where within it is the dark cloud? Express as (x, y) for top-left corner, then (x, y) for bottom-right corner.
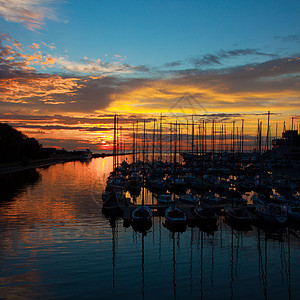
(173, 55), (300, 94)
(190, 48), (276, 67)
(7, 123), (111, 132)
(273, 35), (300, 43)
(162, 61), (183, 68)
(131, 64), (152, 72)
(67, 77), (116, 112)
(0, 113), (157, 132)
(190, 54), (221, 67)
(221, 49), (276, 58)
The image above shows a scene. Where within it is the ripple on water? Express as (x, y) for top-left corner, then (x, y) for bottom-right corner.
(0, 158), (299, 299)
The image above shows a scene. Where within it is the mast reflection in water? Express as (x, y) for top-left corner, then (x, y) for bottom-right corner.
(0, 157), (299, 299)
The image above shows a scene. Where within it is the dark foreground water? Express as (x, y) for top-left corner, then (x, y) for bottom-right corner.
(0, 157), (299, 299)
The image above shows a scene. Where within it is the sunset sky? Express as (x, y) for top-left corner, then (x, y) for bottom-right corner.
(0, 0), (299, 151)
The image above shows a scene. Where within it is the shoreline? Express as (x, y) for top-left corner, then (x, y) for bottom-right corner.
(0, 152), (132, 175)
(0, 157), (75, 175)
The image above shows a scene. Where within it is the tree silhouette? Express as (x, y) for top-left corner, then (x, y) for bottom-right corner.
(0, 123), (42, 163)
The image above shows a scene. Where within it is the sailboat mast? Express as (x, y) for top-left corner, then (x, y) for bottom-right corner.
(219, 125), (222, 153)
(152, 118), (156, 165)
(187, 120), (189, 153)
(202, 120), (205, 191)
(232, 121), (235, 155)
(178, 122), (181, 164)
(142, 119), (146, 207)
(232, 120), (235, 206)
(132, 123), (135, 164)
(212, 119), (215, 157)
(192, 115), (194, 157)
(160, 114), (162, 162)
(174, 121), (177, 164)
(241, 119), (244, 154)
(136, 119), (139, 161)
(256, 122), (259, 154)
(143, 119), (146, 166)
(204, 120), (207, 154)
(197, 124), (200, 157)
(224, 124), (227, 152)
(116, 116), (119, 167)
(259, 121), (262, 155)
(173, 121), (177, 187)
(237, 127), (239, 153)
(113, 114), (116, 170)
(266, 111), (270, 152)
(170, 122), (172, 163)
(120, 126), (122, 155)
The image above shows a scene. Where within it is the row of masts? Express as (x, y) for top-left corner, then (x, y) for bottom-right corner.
(112, 112), (297, 167)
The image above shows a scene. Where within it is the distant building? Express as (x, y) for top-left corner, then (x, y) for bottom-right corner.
(271, 130), (300, 160)
(78, 149), (93, 160)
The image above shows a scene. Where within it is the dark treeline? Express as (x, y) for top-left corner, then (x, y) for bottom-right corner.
(0, 123), (42, 163)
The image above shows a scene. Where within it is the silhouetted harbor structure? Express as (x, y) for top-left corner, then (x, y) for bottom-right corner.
(271, 129), (300, 160)
(101, 115), (300, 233)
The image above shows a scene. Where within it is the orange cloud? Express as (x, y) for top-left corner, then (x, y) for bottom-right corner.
(0, 75), (82, 105)
(28, 42), (40, 50)
(1, 38), (57, 71)
(25, 51), (43, 62)
(41, 57), (56, 65)
(106, 78), (300, 117)
(42, 42), (55, 51)
(13, 40), (24, 51)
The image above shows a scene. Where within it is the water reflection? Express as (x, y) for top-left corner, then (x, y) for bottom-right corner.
(132, 219), (152, 234)
(225, 217), (253, 233)
(257, 228), (268, 299)
(164, 220), (187, 233)
(0, 169), (40, 203)
(141, 232), (145, 300)
(110, 218), (117, 294)
(172, 231), (177, 300)
(0, 158), (299, 299)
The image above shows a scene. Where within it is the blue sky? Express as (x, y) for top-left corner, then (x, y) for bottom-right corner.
(0, 0), (299, 150)
(1, 0), (299, 69)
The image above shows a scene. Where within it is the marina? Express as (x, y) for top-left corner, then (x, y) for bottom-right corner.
(101, 115), (300, 232)
(1, 1), (300, 298)
(0, 156), (299, 299)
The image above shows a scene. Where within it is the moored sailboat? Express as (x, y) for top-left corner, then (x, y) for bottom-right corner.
(193, 206), (218, 224)
(178, 192), (199, 205)
(252, 194), (287, 224)
(224, 206), (252, 223)
(165, 205), (187, 226)
(131, 119), (153, 228)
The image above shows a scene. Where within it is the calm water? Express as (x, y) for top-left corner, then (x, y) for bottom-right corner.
(0, 157), (299, 300)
